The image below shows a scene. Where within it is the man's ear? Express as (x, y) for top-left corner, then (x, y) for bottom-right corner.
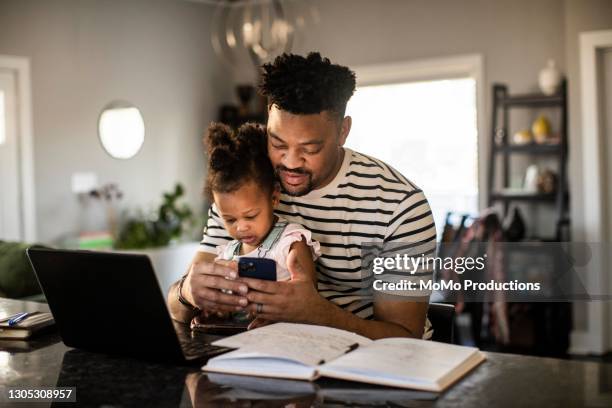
(338, 116), (352, 146)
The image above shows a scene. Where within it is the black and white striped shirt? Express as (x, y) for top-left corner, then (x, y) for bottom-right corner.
(199, 148), (437, 320)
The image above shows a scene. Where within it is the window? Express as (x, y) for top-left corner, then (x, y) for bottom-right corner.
(345, 77), (479, 235)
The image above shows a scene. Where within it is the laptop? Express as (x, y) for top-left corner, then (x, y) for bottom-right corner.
(26, 247), (231, 363)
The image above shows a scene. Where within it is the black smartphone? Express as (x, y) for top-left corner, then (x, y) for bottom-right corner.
(238, 257), (277, 281)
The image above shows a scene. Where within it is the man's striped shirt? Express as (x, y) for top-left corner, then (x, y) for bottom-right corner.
(199, 148), (437, 320)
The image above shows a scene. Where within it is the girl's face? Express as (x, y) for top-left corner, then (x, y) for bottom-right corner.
(213, 180), (280, 249)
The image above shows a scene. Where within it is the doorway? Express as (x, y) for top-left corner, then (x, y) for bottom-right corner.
(576, 30), (612, 355)
(0, 56), (36, 242)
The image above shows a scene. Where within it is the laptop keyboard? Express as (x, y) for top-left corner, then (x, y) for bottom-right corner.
(180, 339), (227, 358)
(173, 319), (232, 359)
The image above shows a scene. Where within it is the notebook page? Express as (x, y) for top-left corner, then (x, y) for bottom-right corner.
(212, 323), (372, 366)
(319, 337), (480, 386)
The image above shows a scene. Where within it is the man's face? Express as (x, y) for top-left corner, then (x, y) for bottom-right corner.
(267, 105), (349, 196)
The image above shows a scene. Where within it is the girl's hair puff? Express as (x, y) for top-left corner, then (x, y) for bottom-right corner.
(205, 122), (276, 198)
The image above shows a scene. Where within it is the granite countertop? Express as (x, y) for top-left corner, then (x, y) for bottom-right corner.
(1, 298), (611, 407)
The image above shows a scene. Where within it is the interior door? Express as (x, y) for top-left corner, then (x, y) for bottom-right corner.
(0, 68), (22, 241)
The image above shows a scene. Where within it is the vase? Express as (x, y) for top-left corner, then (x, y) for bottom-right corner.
(538, 59), (562, 96)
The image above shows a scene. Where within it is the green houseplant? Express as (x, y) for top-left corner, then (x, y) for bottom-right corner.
(114, 183), (195, 249)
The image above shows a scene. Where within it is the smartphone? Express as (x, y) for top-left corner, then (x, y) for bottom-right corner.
(238, 257), (277, 281)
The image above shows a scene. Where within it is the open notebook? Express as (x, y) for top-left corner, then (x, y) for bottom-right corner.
(202, 323), (485, 392)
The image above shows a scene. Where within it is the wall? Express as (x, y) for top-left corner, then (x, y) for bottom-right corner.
(298, 0), (566, 94)
(0, 0), (228, 243)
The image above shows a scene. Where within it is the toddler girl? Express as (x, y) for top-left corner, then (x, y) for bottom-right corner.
(205, 122), (320, 282)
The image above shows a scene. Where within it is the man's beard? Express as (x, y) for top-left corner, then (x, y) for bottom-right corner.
(275, 166), (314, 197)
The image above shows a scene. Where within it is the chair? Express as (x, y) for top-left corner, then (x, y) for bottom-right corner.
(428, 302), (455, 343)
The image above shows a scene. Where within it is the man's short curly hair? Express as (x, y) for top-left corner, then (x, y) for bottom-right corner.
(259, 52), (356, 119)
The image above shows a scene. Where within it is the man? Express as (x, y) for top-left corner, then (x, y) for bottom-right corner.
(168, 52), (436, 339)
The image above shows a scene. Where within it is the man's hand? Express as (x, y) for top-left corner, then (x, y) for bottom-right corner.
(243, 244), (325, 323)
(181, 252), (250, 314)
(241, 246), (427, 340)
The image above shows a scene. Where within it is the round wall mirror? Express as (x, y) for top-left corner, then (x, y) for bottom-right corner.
(98, 101), (145, 159)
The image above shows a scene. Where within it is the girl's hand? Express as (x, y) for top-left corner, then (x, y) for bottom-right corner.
(185, 258), (249, 313)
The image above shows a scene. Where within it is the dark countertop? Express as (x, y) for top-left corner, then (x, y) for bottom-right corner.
(1, 298), (611, 407)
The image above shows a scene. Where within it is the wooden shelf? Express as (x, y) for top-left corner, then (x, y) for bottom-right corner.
(501, 93), (563, 107)
(490, 192), (557, 202)
(494, 143), (563, 154)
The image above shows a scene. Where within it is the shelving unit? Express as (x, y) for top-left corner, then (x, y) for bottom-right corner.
(480, 81), (572, 357)
(487, 80), (569, 241)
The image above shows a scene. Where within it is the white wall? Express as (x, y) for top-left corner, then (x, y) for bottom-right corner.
(0, 0), (229, 243)
(297, 0), (566, 94)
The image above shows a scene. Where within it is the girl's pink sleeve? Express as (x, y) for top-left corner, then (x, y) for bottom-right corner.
(275, 223), (321, 270)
